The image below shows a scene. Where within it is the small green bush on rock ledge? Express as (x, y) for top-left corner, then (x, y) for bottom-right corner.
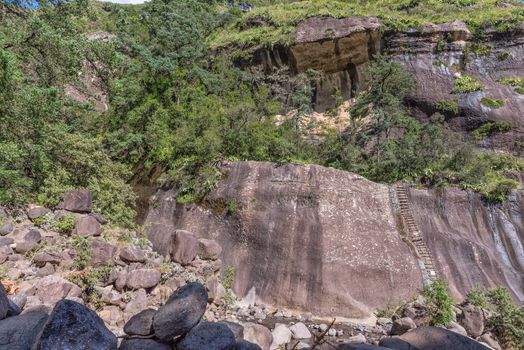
(480, 98), (504, 109)
(451, 75), (484, 94)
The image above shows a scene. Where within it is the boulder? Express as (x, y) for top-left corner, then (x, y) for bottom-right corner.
(379, 337), (421, 350)
(60, 189), (93, 213)
(123, 308), (156, 336)
(347, 334), (367, 343)
(74, 215), (102, 236)
(0, 208), (7, 218)
(124, 289), (149, 319)
(391, 317), (416, 335)
(153, 282), (208, 341)
(0, 221), (14, 236)
(0, 284), (8, 320)
(289, 322), (312, 339)
(36, 263), (55, 277)
(35, 275), (82, 305)
(91, 213), (108, 225)
(33, 252), (62, 267)
(338, 344), (393, 350)
(126, 269), (161, 290)
(459, 304), (484, 338)
(271, 324), (292, 349)
(33, 299), (117, 350)
(27, 206), (50, 220)
(89, 239), (116, 267)
(14, 241), (38, 254)
(243, 323), (273, 350)
(198, 238), (222, 260)
(24, 229), (42, 243)
(235, 340), (262, 350)
(177, 321), (236, 350)
(172, 230), (198, 265)
(447, 321), (468, 336)
(120, 247), (146, 263)
(478, 333), (501, 350)
(219, 321), (244, 340)
(6, 299), (22, 317)
(0, 312), (48, 350)
(393, 326), (491, 350)
(119, 339), (171, 350)
(0, 237), (13, 247)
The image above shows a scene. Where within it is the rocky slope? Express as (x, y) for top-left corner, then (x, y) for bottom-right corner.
(144, 161), (524, 320)
(243, 15), (524, 148)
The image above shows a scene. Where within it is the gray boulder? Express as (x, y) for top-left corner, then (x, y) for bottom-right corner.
(392, 326), (491, 350)
(153, 282), (208, 341)
(172, 230), (198, 265)
(119, 339), (171, 350)
(14, 241), (38, 254)
(59, 189), (93, 213)
(123, 308), (155, 336)
(0, 221), (14, 236)
(126, 269), (161, 290)
(338, 345), (394, 350)
(6, 299), (22, 317)
(198, 239), (222, 260)
(89, 239), (116, 267)
(235, 340), (262, 350)
(120, 247), (146, 263)
(24, 229), (42, 243)
(74, 216), (101, 236)
(32, 299), (117, 350)
(0, 284), (8, 320)
(177, 321), (236, 350)
(0, 237), (14, 247)
(0, 312), (48, 350)
(219, 321), (244, 340)
(27, 206), (50, 220)
(379, 338), (421, 350)
(243, 323), (273, 350)
(458, 304), (484, 338)
(391, 317), (416, 336)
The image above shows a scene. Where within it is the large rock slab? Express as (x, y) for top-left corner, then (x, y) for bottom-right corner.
(33, 299), (117, 350)
(74, 215), (102, 237)
(177, 321), (236, 350)
(243, 323), (273, 350)
(35, 275), (82, 305)
(0, 312), (48, 350)
(392, 326), (491, 350)
(145, 162), (422, 318)
(147, 228), (197, 265)
(153, 282), (208, 341)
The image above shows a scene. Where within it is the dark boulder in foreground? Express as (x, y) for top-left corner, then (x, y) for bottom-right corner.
(234, 339), (262, 350)
(153, 282), (208, 341)
(123, 308), (155, 336)
(32, 299), (117, 350)
(380, 326), (490, 350)
(0, 284), (8, 320)
(0, 312), (48, 350)
(177, 321), (236, 350)
(119, 338), (171, 350)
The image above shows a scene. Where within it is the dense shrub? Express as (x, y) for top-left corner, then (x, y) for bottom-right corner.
(451, 75), (484, 94)
(422, 279), (454, 326)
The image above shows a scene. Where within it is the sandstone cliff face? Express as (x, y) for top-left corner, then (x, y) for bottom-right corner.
(387, 22), (524, 146)
(249, 16), (383, 112)
(144, 162), (524, 318)
(249, 16), (524, 144)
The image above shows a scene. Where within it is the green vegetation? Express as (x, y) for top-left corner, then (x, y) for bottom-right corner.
(481, 97), (505, 109)
(223, 265), (236, 306)
(451, 75), (484, 94)
(498, 76), (524, 95)
(435, 99), (458, 114)
(53, 214), (77, 234)
(498, 51), (511, 61)
(70, 235), (91, 270)
(66, 265), (113, 309)
(465, 286), (524, 349)
(422, 278), (454, 326)
(210, 0), (524, 49)
(472, 120), (514, 139)
(1, 0), (522, 223)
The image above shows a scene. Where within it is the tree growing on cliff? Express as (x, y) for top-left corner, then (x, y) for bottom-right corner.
(350, 55), (415, 162)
